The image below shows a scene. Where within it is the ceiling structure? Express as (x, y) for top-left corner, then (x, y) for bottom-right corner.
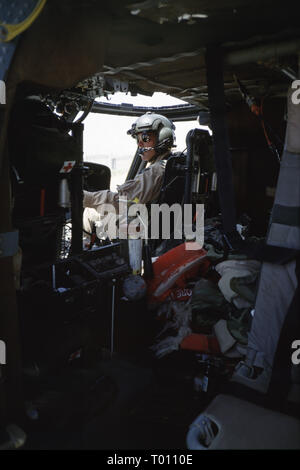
(94, 0), (300, 109)
(7, 0), (298, 118)
(1, 0), (299, 117)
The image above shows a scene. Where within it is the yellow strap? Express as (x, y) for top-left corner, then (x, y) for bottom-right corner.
(0, 0), (47, 42)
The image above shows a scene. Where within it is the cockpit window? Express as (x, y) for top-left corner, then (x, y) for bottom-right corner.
(83, 92), (207, 190)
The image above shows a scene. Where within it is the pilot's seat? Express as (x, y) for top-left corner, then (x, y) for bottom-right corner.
(157, 152), (187, 206)
(148, 152), (187, 256)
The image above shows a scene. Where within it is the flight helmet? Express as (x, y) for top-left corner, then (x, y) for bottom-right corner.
(127, 112), (176, 154)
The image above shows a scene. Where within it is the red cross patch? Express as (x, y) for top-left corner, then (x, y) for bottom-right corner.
(59, 161), (76, 173)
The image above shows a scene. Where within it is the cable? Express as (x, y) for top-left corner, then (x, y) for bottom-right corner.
(234, 75), (282, 163)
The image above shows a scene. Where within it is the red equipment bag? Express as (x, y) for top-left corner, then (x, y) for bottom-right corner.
(147, 242), (210, 304)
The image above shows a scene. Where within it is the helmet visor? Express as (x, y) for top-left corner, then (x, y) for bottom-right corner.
(136, 131), (156, 144)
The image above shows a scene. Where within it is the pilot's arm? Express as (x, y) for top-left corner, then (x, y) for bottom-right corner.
(83, 159), (165, 211)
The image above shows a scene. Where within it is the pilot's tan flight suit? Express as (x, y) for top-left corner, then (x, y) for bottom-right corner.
(83, 153), (168, 237)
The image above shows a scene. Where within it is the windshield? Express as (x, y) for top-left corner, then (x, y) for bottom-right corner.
(83, 92), (208, 190)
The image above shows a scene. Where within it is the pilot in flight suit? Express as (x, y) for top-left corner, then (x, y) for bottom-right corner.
(83, 112), (176, 238)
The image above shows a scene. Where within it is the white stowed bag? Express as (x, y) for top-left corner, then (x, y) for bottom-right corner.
(215, 259), (261, 308)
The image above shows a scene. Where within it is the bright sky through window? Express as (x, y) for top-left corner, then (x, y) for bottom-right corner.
(83, 92), (208, 190)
